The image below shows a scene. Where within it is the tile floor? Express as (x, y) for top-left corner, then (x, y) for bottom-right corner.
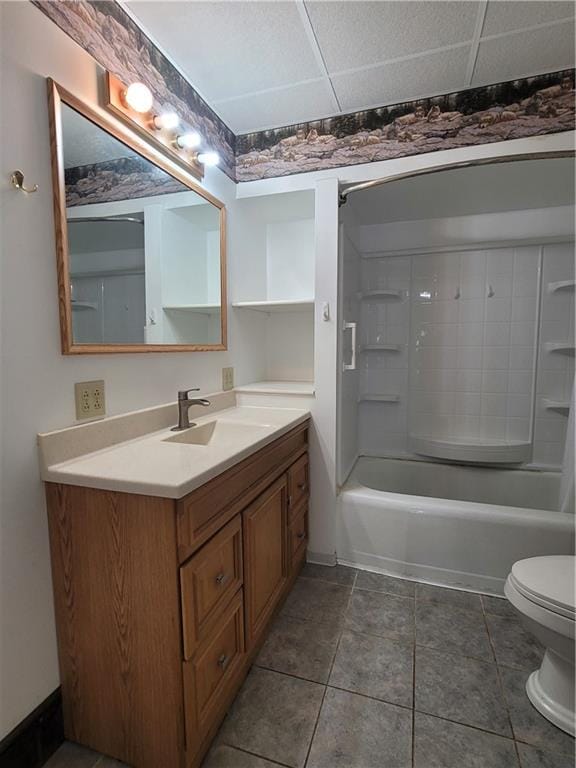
(46, 564), (574, 768)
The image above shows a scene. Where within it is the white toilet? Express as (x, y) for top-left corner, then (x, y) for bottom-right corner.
(505, 555), (575, 736)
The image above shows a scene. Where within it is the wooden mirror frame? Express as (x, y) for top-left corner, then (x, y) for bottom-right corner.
(47, 78), (227, 354)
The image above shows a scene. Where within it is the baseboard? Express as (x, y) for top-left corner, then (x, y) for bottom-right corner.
(0, 689), (64, 768)
(306, 550), (337, 566)
(337, 550), (505, 595)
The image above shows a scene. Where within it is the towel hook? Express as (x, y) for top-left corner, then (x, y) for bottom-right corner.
(10, 170), (38, 194)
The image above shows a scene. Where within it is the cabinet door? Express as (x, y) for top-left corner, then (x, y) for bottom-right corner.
(243, 476), (288, 648)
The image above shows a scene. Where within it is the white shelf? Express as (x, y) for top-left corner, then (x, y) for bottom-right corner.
(359, 394), (400, 403)
(163, 304), (220, 314)
(548, 280), (576, 293)
(71, 301), (98, 311)
(235, 380), (315, 396)
(545, 341), (575, 356)
(409, 435), (531, 464)
(361, 344), (402, 352)
(360, 289), (402, 300)
(232, 299), (314, 312)
(543, 399), (570, 415)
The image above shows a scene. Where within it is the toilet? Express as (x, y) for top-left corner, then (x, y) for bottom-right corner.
(505, 555), (575, 736)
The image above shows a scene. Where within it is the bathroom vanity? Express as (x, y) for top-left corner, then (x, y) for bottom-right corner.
(39, 399), (310, 768)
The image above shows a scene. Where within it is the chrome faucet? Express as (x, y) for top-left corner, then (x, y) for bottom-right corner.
(171, 388), (211, 431)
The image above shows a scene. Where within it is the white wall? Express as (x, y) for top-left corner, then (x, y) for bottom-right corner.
(0, 1), (266, 737)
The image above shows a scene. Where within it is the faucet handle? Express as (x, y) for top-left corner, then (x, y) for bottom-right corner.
(178, 388), (200, 401)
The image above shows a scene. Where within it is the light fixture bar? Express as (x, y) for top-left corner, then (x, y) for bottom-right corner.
(104, 71), (204, 181)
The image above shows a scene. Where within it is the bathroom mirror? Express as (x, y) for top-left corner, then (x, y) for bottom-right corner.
(47, 79), (226, 353)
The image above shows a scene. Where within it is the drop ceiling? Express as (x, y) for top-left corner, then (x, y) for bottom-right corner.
(123, 1), (575, 135)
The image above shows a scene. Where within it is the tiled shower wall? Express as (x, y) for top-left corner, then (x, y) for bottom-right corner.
(358, 242), (574, 469)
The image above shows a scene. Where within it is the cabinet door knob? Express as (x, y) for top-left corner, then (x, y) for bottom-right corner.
(297, 531), (306, 540)
(215, 572), (228, 586)
(217, 653), (229, 670)
(297, 483), (307, 491)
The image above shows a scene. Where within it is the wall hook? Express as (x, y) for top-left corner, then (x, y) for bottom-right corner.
(487, 284), (495, 298)
(10, 170), (38, 194)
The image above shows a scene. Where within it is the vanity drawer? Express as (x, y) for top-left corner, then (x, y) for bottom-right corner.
(183, 590), (245, 743)
(288, 453), (309, 519)
(289, 501), (308, 568)
(180, 515), (243, 660)
(177, 422), (309, 561)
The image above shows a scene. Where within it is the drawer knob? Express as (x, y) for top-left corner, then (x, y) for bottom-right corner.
(217, 653), (230, 670)
(215, 572), (228, 586)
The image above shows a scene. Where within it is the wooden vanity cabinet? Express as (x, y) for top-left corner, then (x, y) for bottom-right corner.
(45, 420), (309, 768)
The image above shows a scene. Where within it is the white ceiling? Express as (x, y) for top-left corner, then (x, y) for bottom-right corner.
(123, 1), (575, 135)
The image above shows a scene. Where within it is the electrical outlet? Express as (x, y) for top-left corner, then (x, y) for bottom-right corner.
(222, 367), (234, 391)
(75, 380), (106, 420)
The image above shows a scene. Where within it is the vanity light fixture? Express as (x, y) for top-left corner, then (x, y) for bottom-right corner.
(176, 131), (202, 150)
(152, 111), (180, 131)
(105, 71), (204, 180)
(122, 82), (154, 114)
(197, 152), (220, 167)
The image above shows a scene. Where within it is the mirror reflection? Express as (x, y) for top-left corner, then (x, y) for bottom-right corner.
(61, 103), (224, 348)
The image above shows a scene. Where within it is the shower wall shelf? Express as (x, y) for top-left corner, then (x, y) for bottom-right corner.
(543, 399), (570, 415)
(232, 299), (314, 312)
(360, 289), (402, 300)
(544, 341), (575, 356)
(548, 280), (576, 293)
(361, 343), (402, 352)
(71, 301), (98, 311)
(359, 394), (400, 403)
(409, 435), (532, 464)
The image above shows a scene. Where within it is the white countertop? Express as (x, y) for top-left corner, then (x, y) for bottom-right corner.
(38, 403), (310, 499)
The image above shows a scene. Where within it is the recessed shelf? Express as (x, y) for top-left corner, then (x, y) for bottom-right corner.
(548, 280), (576, 293)
(360, 289), (402, 300)
(235, 380), (315, 396)
(361, 344), (402, 352)
(409, 435), (532, 464)
(543, 399), (570, 415)
(163, 304), (220, 314)
(545, 341), (575, 356)
(359, 394), (400, 403)
(71, 301), (98, 311)
(232, 299), (314, 312)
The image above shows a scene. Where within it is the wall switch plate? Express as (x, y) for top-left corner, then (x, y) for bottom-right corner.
(222, 367), (234, 391)
(75, 380), (106, 420)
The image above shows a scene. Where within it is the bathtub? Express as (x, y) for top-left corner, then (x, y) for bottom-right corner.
(338, 457), (575, 595)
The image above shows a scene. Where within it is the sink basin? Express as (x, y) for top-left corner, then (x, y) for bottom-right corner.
(162, 419), (271, 447)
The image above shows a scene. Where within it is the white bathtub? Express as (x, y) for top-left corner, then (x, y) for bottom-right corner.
(338, 457), (575, 595)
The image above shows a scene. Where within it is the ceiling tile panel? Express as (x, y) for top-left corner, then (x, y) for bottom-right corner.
(125, 1), (323, 101)
(305, 1), (479, 73)
(214, 80), (337, 134)
(473, 22), (575, 86)
(332, 45), (471, 112)
(482, 1), (575, 37)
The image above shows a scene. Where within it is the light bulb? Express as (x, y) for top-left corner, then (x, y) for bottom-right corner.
(153, 111), (179, 131)
(123, 82), (153, 114)
(197, 151), (220, 167)
(176, 131), (202, 150)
